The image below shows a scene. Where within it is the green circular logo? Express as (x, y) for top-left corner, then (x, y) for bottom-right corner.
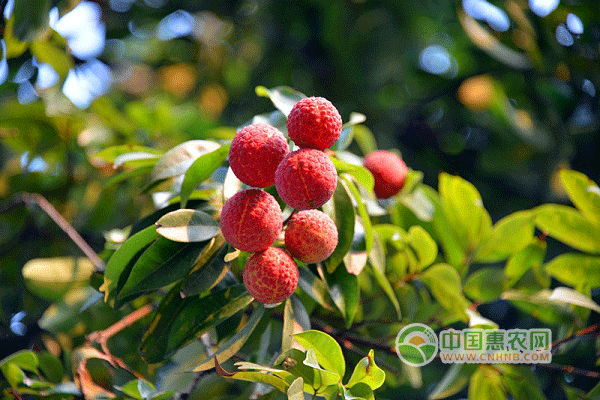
(395, 323), (438, 366)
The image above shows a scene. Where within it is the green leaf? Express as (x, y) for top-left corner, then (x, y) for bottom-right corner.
(113, 152), (160, 169)
(463, 267), (504, 303)
(141, 284), (253, 362)
(545, 254), (600, 289)
(342, 174), (373, 254)
(399, 187), (435, 222)
(497, 365), (545, 400)
(474, 211), (535, 263)
(180, 144), (230, 207)
(105, 165), (154, 187)
(501, 290), (577, 325)
(0, 350), (38, 373)
(297, 267), (337, 311)
(325, 180), (356, 273)
(352, 125), (377, 155)
(101, 225), (158, 302)
(420, 264), (470, 319)
(369, 232), (402, 319)
(438, 173), (492, 254)
(30, 41), (73, 81)
(274, 349), (339, 396)
(194, 304), (265, 371)
(324, 263), (359, 328)
(504, 239), (547, 288)
(282, 296), (311, 354)
(332, 113), (367, 151)
(287, 377), (305, 399)
(216, 362), (293, 394)
(93, 145), (162, 166)
(548, 287), (600, 313)
(294, 330), (345, 378)
(331, 157), (374, 192)
(37, 352), (63, 383)
(468, 366), (506, 400)
(150, 140), (221, 184)
(559, 170), (600, 224)
(346, 350), (385, 390)
(117, 238), (206, 305)
(429, 364), (477, 400)
(255, 86), (306, 117)
(406, 226), (438, 271)
(12, 0), (51, 41)
(1, 363), (25, 388)
(535, 204), (600, 254)
(156, 209), (219, 243)
(22, 257), (95, 302)
(181, 237), (229, 297)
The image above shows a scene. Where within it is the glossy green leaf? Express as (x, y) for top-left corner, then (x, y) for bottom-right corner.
(297, 267), (337, 311)
(474, 211), (535, 263)
(504, 239), (547, 288)
(30, 41), (73, 81)
(181, 238), (229, 297)
(156, 209), (219, 243)
(216, 361), (293, 394)
(346, 350), (385, 390)
(548, 287), (600, 313)
(463, 267), (504, 303)
(0, 350), (38, 373)
(332, 113), (367, 151)
(1, 363), (25, 388)
(406, 225), (438, 270)
(399, 187), (435, 222)
(468, 367), (506, 400)
(113, 152), (160, 169)
(274, 348), (339, 396)
(428, 364), (477, 400)
(117, 238), (206, 305)
(101, 225), (158, 302)
(255, 85), (306, 116)
(150, 140), (221, 183)
(438, 173), (492, 254)
(324, 262), (359, 327)
(294, 330), (345, 378)
(545, 254), (600, 289)
(12, 0), (51, 41)
(180, 143), (230, 207)
(194, 304), (265, 371)
(535, 204), (600, 254)
(420, 264), (469, 318)
(331, 157), (374, 192)
(92, 145), (162, 166)
(369, 232), (402, 319)
(559, 170), (600, 223)
(343, 174), (373, 254)
(287, 377), (305, 399)
(141, 284), (253, 362)
(325, 180), (356, 273)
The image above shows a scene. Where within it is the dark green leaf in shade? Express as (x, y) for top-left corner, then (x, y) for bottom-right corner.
(297, 267), (337, 311)
(181, 238), (229, 297)
(428, 364), (477, 400)
(324, 180), (356, 273)
(12, 0), (51, 41)
(323, 262), (359, 328)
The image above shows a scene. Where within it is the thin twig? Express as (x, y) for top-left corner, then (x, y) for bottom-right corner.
(4, 193), (105, 271)
(551, 323), (600, 353)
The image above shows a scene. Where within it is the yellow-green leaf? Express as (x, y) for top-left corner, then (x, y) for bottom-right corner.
(559, 169), (600, 223)
(535, 204), (600, 254)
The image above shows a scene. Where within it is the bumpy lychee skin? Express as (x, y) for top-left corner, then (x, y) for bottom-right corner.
(229, 123), (289, 188)
(243, 247), (299, 304)
(220, 189), (282, 252)
(275, 149), (337, 210)
(287, 97), (342, 150)
(363, 150), (408, 199)
(285, 210), (338, 264)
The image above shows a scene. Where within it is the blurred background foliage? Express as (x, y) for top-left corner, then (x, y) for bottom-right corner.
(0, 0), (599, 398)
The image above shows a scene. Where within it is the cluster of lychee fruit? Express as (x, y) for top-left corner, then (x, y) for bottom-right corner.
(220, 97), (342, 305)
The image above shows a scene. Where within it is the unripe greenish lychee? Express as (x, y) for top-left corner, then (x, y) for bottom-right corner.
(287, 97), (342, 150)
(229, 123), (289, 188)
(220, 189), (282, 252)
(363, 150), (408, 199)
(242, 247), (299, 305)
(285, 210), (338, 264)
(275, 149), (337, 210)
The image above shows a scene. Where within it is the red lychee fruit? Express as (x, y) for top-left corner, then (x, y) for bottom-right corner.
(220, 189), (282, 252)
(242, 247), (299, 304)
(363, 150), (408, 199)
(275, 149), (337, 210)
(285, 210), (338, 264)
(287, 97), (342, 150)
(229, 123), (289, 188)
